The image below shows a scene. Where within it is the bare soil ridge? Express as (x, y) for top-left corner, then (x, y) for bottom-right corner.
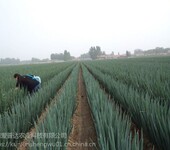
(67, 68), (98, 150)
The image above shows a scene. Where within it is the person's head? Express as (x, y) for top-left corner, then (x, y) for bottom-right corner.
(14, 73), (20, 80)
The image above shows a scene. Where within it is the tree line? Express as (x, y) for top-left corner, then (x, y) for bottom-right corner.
(50, 50), (74, 61)
(134, 47), (170, 55)
(80, 46), (105, 60)
(0, 58), (20, 64)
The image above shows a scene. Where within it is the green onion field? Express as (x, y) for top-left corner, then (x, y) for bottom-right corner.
(0, 56), (170, 150)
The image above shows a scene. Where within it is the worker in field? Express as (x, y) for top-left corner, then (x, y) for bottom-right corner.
(14, 73), (41, 94)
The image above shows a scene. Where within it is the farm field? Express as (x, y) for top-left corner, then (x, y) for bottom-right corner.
(0, 56), (170, 150)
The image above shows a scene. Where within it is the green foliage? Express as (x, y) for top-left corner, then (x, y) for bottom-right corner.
(63, 50), (71, 61)
(0, 58), (20, 64)
(51, 53), (64, 60)
(87, 57), (170, 104)
(84, 57), (170, 150)
(29, 64), (79, 150)
(89, 46), (102, 59)
(82, 65), (143, 150)
(0, 62), (74, 114)
(50, 50), (72, 61)
(0, 63), (75, 150)
(0, 56), (169, 150)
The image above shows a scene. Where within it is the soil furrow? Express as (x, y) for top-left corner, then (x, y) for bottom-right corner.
(67, 67), (98, 150)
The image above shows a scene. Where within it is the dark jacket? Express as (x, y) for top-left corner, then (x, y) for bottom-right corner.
(16, 75), (39, 93)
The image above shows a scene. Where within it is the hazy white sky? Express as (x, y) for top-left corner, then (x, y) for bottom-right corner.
(0, 0), (170, 60)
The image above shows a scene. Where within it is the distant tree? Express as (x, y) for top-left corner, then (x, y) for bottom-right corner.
(144, 47), (169, 55)
(89, 47), (96, 59)
(31, 58), (40, 62)
(155, 47), (166, 53)
(50, 53), (64, 60)
(64, 50), (71, 61)
(50, 50), (72, 61)
(89, 46), (102, 59)
(111, 51), (114, 55)
(155, 47), (164, 50)
(134, 49), (144, 56)
(80, 53), (90, 59)
(50, 53), (56, 60)
(0, 58), (20, 64)
(126, 51), (131, 57)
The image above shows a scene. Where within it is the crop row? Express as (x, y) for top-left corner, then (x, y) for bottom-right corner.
(0, 64), (75, 150)
(0, 62), (75, 114)
(82, 65), (143, 150)
(84, 62), (170, 150)
(28, 64), (79, 150)
(86, 57), (170, 104)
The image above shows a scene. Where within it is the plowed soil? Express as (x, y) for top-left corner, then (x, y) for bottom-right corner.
(67, 68), (98, 150)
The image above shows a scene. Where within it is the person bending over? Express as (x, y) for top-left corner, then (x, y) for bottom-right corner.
(14, 73), (41, 94)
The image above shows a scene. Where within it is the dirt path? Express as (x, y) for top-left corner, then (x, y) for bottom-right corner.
(67, 68), (98, 150)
